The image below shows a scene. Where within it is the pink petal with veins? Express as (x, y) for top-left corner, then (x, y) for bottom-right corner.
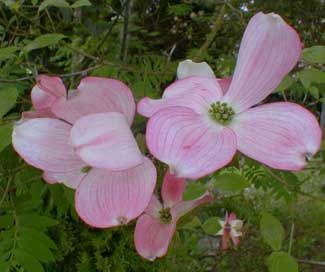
(70, 112), (143, 171)
(146, 106), (237, 179)
(12, 118), (85, 173)
(52, 77), (135, 125)
(223, 12), (301, 112)
(75, 157), (156, 228)
(137, 76), (223, 118)
(231, 102), (322, 170)
(161, 170), (186, 208)
(134, 214), (176, 261)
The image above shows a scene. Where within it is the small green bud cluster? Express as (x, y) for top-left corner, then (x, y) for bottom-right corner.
(159, 207), (172, 224)
(209, 101), (235, 125)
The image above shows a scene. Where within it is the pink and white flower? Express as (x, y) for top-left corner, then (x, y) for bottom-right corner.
(138, 12), (322, 179)
(215, 212), (243, 250)
(12, 76), (156, 228)
(134, 170), (213, 261)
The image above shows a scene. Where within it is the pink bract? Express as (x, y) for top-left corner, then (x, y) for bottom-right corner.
(25, 75), (67, 118)
(134, 171), (213, 261)
(137, 12), (322, 179)
(12, 76), (156, 228)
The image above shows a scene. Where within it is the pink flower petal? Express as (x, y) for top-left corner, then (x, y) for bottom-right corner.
(70, 112), (143, 171)
(31, 75), (66, 111)
(222, 234), (229, 250)
(231, 102), (322, 170)
(217, 77), (232, 94)
(31, 85), (58, 111)
(223, 12), (301, 112)
(42, 170), (86, 189)
(161, 171), (186, 208)
(12, 118), (85, 172)
(52, 77), (135, 125)
(146, 106), (237, 179)
(36, 75), (66, 97)
(75, 157), (157, 228)
(177, 60), (215, 79)
(171, 192), (213, 220)
(137, 76), (223, 118)
(42, 172), (57, 184)
(145, 195), (163, 219)
(134, 214), (176, 261)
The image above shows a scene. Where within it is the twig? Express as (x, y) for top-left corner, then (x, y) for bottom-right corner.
(298, 259), (325, 267)
(0, 177), (12, 209)
(0, 54), (174, 84)
(194, 5), (226, 61)
(120, 0), (131, 61)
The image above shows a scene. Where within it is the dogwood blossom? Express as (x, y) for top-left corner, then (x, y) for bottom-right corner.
(12, 76), (156, 228)
(134, 170), (212, 261)
(138, 12), (322, 179)
(215, 212), (243, 250)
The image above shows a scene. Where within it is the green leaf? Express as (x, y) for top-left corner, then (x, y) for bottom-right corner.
(17, 235), (55, 263)
(181, 216), (201, 230)
(17, 214), (58, 229)
(302, 46), (325, 64)
(0, 123), (13, 153)
(0, 214), (14, 229)
(299, 68), (325, 84)
(273, 76), (294, 93)
(0, 261), (9, 272)
(0, 47), (18, 62)
(267, 252), (298, 272)
(183, 183), (206, 201)
(212, 173), (249, 192)
(24, 34), (66, 51)
(14, 249), (44, 272)
(0, 87), (18, 118)
(20, 227), (57, 249)
(38, 0), (70, 12)
(0, 239), (13, 255)
(309, 86), (319, 99)
(71, 0), (92, 8)
(202, 217), (221, 235)
(260, 212), (285, 251)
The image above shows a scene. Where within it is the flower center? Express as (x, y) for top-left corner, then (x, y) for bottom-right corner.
(208, 102), (235, 125)
(159, 207), (172, 224)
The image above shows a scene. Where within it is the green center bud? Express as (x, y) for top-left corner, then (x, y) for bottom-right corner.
(208, 101), (235, 125)
(159, 207), (172, 224)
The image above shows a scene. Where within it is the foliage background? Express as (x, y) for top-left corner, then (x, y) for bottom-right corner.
(0, 0), (325, 271)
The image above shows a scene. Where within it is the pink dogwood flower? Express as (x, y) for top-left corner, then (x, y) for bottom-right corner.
(134, 170), (213, 261)
(12, 76), (156, 228)
(215, 212), (243, 250)
(137, 12), (322, 179)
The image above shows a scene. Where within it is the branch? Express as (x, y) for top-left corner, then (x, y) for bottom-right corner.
(194, 5), (226, 61)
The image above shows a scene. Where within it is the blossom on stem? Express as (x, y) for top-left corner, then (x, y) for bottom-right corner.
(12, 76), (156, 228)
(215, 212), (243, 250)
(134, 170), (213, 261)
(138, 12), (322, 179)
